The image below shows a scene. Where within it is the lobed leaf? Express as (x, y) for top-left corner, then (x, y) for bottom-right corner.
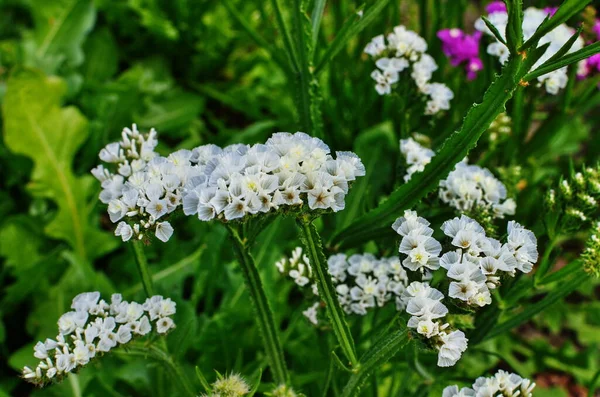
(2, 68), (117, 262)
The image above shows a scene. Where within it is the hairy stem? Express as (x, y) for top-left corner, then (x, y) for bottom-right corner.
(297, 216), (358, 366)
(227, 224), (290, 385)
(131, 240), (155, 297)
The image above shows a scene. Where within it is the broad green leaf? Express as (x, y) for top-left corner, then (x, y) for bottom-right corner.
(520, 0), (592, 51)
(137, 91), (205, 133)
(82, 27), (119, 82)
(2, 68), (117, 262)
(315, 0), (391, 75)
(332, 45), (549, 249)
(24, 0), (96, 73)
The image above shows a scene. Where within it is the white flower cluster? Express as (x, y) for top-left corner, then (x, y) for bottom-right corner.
(440, 162), (516, 219)
(328, 253), (409, 315)
(400, 138), (435, 182)
(401, 281), (468, 367)
(475, 7), (584, 95)
(92, 124), (195, 242)
(443, 369), (536, 397)
(182, 132), (365, 221)
(275, 247), (314, 289)
(399, 138), (516, 219)
(364, 26), (454, 115)
(393, 211), (538, 308)
(390, 211), (538, 367)
(275, 249), (409, 323)
(22, 292), (176, 386)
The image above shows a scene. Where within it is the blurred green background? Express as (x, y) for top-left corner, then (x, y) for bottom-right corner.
(1, 0), (600, 396)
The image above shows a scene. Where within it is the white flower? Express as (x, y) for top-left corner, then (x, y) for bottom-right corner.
(302, 302), (320, 325)
(438, 330), (468, 367)
(156, 317), (175, 334)
(155, 221), (174, 242)
(114, 221), (133, 242)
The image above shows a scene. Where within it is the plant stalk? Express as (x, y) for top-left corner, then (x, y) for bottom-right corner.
(297, 216), (358, 367)
(131, 240), (155, 297)
(227, 224), (290, 385)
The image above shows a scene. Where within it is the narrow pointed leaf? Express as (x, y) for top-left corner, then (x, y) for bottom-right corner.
(481, 16), (508, 46)
(331, 45), (549, 249)
(520, 0), (592, 51)
(505, 0), (524, 53)
(525, 41), (600, 81)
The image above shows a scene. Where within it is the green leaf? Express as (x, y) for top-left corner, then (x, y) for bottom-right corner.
(520, 0), (592, 51)
(481, 16), (508, 46)
(24, 0), (96, 73)
(505, 0), (523, 53)
(341, 329), (409, 397)
(82, 27), (118, 82)
(311, 0), (327, 48)
(314, 0), (391, 75)
(2, 68), (117, 262)
(128, 0), (179, 40)
(482, 269), (590, 342)
(332, 45), (549, 249)
(137, 91), (205, 133)
(525, 41), (600, 82)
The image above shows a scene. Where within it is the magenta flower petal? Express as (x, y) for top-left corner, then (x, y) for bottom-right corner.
(486, 1), (507, 14)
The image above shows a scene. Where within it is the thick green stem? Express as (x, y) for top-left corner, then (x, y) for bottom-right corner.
(297, 217), (358, 366)
(131, 240), (155, 297)
(341, 329), (409, 397)
(227, 224), (289, 385)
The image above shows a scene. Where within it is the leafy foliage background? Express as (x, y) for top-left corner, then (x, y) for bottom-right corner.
(0, 0), (599, 396)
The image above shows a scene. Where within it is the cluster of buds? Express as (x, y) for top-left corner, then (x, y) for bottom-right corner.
(545, 165), (600, 236)
(488, 112), (512, 146)
(582, 222), (600, 278)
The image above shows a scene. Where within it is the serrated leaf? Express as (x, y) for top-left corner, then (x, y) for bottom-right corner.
(2, 68), (117, 262)
(24, 0), (96, 73)
(525, 41), (600, 81)
(331, 45), (549, 249)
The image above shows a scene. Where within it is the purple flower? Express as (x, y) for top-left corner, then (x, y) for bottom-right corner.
(437, 28), (483, 80)
(543, 7), (558, 17)
(486, 1), (507, 14)
(594, 20), (600, 41)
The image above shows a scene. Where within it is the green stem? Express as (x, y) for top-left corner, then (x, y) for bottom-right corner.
(226, 224), (290, 385)
(297, 217), (358, 366)
(340, 329), (409, 397)
(131, 240), (155, 297)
